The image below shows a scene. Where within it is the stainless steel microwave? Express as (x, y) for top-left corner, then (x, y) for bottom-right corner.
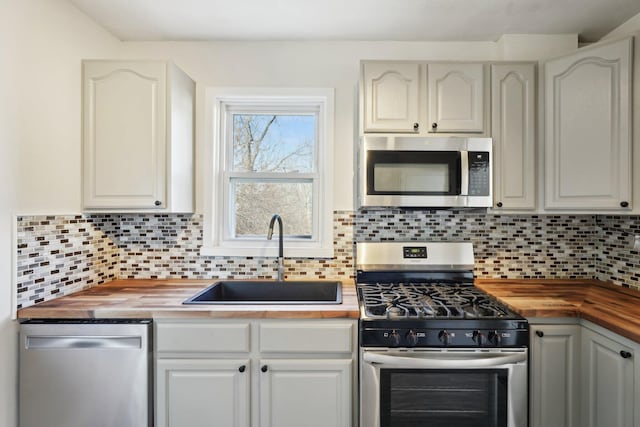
(358, 136), (493, 208)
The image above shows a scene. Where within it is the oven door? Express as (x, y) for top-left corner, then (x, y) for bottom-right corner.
(360, 348), (527, 427)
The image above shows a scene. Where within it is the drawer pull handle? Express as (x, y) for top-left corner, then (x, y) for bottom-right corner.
(535, 330), (544, 338)
(620, 351), (632, 359)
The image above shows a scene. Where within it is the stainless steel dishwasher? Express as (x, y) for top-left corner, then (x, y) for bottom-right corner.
(19, 320), (152, 427)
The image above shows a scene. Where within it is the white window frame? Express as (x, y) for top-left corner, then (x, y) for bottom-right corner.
(202, 87), (334, 258)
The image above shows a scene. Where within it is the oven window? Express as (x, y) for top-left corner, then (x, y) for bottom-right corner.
(380, 369), (507, 427)
(367, 151), (461, 195)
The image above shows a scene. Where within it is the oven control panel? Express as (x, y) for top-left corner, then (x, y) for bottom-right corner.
(361, 325), (529, 348)
(403, 246), (427, 258)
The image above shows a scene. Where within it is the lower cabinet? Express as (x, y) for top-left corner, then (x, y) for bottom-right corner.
(259, 359), (352, 427)
(157, 359), (250, 427)
(154, 319), (357, 427)
(581, 324), (636, 427)
(529, 319), (639, 427)
(529, 323), (581, 427)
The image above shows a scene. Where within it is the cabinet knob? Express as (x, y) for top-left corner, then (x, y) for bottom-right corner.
(261, 365), (268, 372)
(620, 201), (629, 208)
(535, 330), (544, 338)
(496, 202), (503, 208)
(154, 200), (162, 207)
(431, 122), (438, 130)
(413, 122), (419, 131)
(620, 351), (632, 359)
(238, 365), (246, 373)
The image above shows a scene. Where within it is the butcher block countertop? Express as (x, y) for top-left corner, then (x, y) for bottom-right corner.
(475, 279), (640, 344)
(17, 279), (360, 320)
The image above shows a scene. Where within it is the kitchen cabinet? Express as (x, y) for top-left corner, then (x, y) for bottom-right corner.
(82, 60), (194, 212)
(360, 61), (487, 134)
(155, 319), (356, 427)
(544, 37), (633, 210)
(157, 359), (250, 427)
(259, 359), (352, 427)
(581, 322), (636, 427)
(361, 61), (421, 133)
(427, 63), (486, 133)
(491, 63), (536, 210)
(529, 322), (581, 427)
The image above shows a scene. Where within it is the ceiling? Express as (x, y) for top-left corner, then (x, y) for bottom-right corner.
(69, 0), (640, 43)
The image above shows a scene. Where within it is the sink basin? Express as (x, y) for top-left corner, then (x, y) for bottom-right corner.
(183, 280), (342, 305)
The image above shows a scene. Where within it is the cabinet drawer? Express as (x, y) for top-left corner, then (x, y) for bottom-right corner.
(156, 322), (250, 353)
(259, 322), (353, 353)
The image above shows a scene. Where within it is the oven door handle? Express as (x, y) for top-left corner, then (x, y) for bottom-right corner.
(362, 351), (527, 368)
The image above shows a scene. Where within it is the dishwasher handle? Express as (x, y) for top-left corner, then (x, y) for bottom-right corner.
(363, 350), (527, 369)
(25, 335), (143, 350)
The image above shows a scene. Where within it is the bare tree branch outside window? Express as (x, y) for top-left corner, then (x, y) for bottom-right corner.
(231, 114), (315, 238)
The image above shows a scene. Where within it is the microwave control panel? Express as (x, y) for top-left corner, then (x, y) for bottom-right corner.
(468, 152), (490, 196)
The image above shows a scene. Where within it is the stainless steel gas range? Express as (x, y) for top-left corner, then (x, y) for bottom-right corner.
(356, 242), (529, 427)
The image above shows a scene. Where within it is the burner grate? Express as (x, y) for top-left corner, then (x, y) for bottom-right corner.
(358, 282), (514, 320)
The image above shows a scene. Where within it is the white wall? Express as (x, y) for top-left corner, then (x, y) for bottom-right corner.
(119, 36), (577, 211)
(0, 0), (120, 425)
(602, 11), (640, 40)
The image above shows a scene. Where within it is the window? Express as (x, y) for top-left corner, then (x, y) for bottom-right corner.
(202, 88), (334, 257)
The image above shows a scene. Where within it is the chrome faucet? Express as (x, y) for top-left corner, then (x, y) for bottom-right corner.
(267, 214), (285, 281)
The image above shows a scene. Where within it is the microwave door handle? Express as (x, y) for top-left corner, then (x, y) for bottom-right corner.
(460, 150), (469, 196)
(362, 351), (527, 369)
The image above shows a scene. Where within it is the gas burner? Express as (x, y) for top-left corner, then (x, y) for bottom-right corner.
(358, 282), (517, 320)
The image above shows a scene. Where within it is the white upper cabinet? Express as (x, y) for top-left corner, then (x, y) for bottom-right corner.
(544, 38), (633, 210)
(82, 60), (194, 212)
(362, 62), (421, 133)
(491, 63), (536, 210)
(427, 63), (486, 133)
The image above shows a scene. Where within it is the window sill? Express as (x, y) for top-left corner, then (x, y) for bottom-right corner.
(200, 245), (334, 259)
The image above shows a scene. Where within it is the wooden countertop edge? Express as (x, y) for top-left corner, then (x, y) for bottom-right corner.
(17, 278), (361, 320)
(475, 278), (640, 344)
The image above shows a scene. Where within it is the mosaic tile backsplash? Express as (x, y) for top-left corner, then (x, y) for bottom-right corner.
(16, 215), (118, 308)
(15, 210), (640, 309)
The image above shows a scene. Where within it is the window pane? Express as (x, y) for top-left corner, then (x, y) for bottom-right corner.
(232, 114), (315, 173)
(232, 181), (313, 238)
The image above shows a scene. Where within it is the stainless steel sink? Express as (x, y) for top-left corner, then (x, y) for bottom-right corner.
(183, 280), (342, 305)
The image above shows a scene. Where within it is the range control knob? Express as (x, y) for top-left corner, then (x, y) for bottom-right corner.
(405, 330), (418, 347)
(473, 330), (485, 346)
(388, 330), (401, 347)
(438, 330), (450, 346)
(488, 331), (502, 346)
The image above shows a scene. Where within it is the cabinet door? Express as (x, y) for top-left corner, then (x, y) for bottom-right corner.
(156, 358), (250, 427)
(83, 61), (167, 209)
(428, 63), (485, 132)
(362, 62), (420, 132)
(259, 359), (352, 427)
(544, 38), (632, 210)
(529, 324), (581, 427)
(581, 327), (634, 427)
(491, 63), (536, 210)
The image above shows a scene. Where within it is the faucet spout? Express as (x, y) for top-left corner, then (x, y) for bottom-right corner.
(267, 214), (285, 281)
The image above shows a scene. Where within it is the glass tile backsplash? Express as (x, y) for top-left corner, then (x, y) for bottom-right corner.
(15, 211), (640, 309)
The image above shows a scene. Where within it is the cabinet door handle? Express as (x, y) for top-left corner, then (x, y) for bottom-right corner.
(238, 365), (246, 373)
(620, 351), (632, 359)
(431, 122), (438, 130)
(261, 365), (268, 372)
(154, 200), (162, 207)
(620, 201), (629, 208)
(413, 122), (419, 131)
(535, 330), (544, 338)
(496, 202), (503, 208)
